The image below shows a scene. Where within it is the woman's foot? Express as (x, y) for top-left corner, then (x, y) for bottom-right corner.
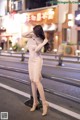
(42, 102), (49, 116)
(30, 103), (38, 112)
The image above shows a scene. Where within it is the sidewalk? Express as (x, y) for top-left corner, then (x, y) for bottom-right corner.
(0, 88), (52, 120)
(0, 87), (77, 120)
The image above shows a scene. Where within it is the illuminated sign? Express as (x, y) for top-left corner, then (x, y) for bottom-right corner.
(24, 7), (58, 25)
(26, 10), (54, 22)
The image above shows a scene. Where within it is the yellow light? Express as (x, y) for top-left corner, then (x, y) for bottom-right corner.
(48, 9), (54, 15)
(55, 35), (58, 40)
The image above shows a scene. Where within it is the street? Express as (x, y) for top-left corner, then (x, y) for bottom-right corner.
(0, 0), (80, 120)
(0, 54), (80, 120)
(0, 84), (78, 120)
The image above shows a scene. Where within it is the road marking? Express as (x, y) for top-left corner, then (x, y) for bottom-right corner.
(49, 102), (80, 120)
(0, 83), (80, 120)
(0, 83), (30, 98)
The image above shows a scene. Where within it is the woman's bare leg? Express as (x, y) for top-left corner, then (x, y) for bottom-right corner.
(30, 81), (38, 111)
(35, 81), (48, 116)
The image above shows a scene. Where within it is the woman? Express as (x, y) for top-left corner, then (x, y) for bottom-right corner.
(22, 25), (48, 116)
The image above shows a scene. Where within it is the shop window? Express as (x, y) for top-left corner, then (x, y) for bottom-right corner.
(14, 1), (22, 11)
(25, 0), (48, 9)
(46, 31), (54, 51)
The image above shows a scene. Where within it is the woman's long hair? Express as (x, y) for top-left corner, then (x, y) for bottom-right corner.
(33, 25), (45, 40)
(33, 25), (49, 52)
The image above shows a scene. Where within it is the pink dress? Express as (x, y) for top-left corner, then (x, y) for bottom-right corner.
(27, 36), (43, 82)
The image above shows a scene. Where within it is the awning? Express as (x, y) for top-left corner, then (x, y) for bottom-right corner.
(43, 23), (57, 31)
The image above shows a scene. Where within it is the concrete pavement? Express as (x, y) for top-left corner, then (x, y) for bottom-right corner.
(0, 86), (78, 120)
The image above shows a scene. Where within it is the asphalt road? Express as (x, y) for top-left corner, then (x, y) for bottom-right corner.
(0, 57), (80, 80)
(0, 55), (80, 119)
(0, 78), (79, 120)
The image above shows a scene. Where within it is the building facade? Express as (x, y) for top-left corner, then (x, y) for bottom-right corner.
(0, 0), (80, 54)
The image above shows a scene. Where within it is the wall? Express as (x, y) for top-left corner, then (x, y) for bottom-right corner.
(71, 1), (78, 44)
(0, 0), (7, 16)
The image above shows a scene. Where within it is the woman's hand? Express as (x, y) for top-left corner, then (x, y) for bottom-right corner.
(43, 39), (48, 45)
(35, 39), (48, 52)
(22, 31), (33, 38)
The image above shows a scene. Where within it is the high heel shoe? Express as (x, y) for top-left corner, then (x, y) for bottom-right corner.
(30, 103), (38, 112)
(42, 102), (49, 116)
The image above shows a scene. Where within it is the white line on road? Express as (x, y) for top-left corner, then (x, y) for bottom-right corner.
(0, 83), (80, 120)
(0, 83), (30, 98)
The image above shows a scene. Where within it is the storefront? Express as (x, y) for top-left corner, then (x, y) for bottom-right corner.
(59, 3), (77, 56)
(1, 12), (22, 50)
(0, 27), (6, 50)
(75, 8), (80, 50)
(1, 6), (58, 51)
(21, 6), (58, 51)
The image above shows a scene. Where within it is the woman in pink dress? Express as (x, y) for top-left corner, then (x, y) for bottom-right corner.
(23, 25), (48, 116)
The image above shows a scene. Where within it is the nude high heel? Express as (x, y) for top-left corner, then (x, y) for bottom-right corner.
(42, 102), (49, 116)
(30, 102), (38, 112)
(30, 105), (37, 112)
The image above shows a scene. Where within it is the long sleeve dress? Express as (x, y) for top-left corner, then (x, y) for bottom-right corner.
(27, 35), (44, 82)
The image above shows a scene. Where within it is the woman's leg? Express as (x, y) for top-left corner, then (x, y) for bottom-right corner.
(35, 81), (48, 116)
(28, 61), (38, 111)
(35, 81), (46, 105)
(33, 58), (48, 115)
(31, 81), (38, 106)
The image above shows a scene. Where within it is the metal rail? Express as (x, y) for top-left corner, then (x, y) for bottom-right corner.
(0, 52), (80, 64)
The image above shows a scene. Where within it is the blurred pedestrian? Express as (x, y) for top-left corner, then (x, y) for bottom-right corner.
(22, 25), (49, 116)
(57, 42), (66, 66)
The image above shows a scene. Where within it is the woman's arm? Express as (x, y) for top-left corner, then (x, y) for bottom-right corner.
(22, 31), (33, 38)
(35, 39), (48, 52)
